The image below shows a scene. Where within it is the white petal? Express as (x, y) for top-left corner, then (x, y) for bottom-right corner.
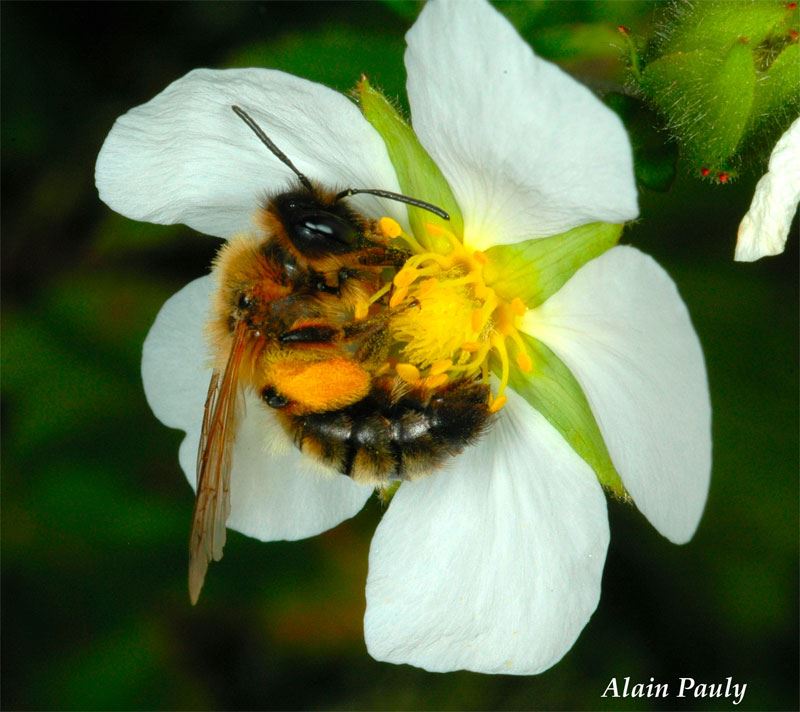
(96, 68), (405, 239)
(404, 0), (638, 250)
(142, 276), (373, 541)
(364, 390), (609, 675)
(735, 117), (800, 262)
(523, 247), (711, 544)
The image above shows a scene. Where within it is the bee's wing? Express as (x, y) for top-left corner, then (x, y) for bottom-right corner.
(188, 324), (248, 605)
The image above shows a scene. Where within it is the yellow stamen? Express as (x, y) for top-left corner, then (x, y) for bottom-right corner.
(396, 362), (421, 384)
(424, 222), (460, 245)
(394, 268), (416, 289)
(424, 373), (449, 389)
(471, 309), (484, 333)
(389, 285), (409, 309)
(379, 234), (531, 415)
(418, 278), (438, 298)
(474, 284), (492, 300)
(489, 395), (507, 413)
(491, 333), (511, 401)
(379, 216), (402, 239)
(509, 330), (532, 373)
(354, 298), (369, 321)
(368, 281), (392, 305)
(511, 297), (527, 316)
(429, 358), (453, 376)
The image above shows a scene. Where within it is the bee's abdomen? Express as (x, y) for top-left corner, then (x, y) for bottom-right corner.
(288, 380), (491, 485)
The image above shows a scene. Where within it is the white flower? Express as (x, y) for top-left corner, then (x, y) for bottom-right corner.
(735, 117), (800, 262)
(96, 0), (711, 675)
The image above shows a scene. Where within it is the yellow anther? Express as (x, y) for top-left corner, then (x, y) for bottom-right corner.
(396, 363), (421, 384)
(516, 352), (533, 373)
(461, 341), (481, 353)
(424, 373), (449, 389)
(424, 222), (458, 241)
(389, 285), (409, 309)
(473, 284), (492, 301)
(429, 358), (453, 376)
(510, 297), (527, 316)
(495, 304), (515, 335)
(489, 395), (508, 413)
(379, 216), (402, 238)
(354, 298), (369, 321)
(471, 309), (485, 333)
(418, 278), (438, 298)
(393, 269), (416, 289)
(472, 250), (487, 264)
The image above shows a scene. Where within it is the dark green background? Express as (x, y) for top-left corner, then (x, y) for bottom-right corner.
(2, 2), (797, 710)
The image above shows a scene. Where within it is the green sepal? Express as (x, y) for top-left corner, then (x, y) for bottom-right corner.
(639, 45), (756, 169)
(357, 77), (464, 253)
(509, 334), (626, 497)
(749, 43), (800, 134)
(483, 222), (622, 309)
(660, 0), (788, 56)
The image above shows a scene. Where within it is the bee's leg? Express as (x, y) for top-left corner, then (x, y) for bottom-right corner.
(356, 246), (410, 269)
(278, 324), (339, 344)
(342, 298), (420, 365)
(341, 297), (419, 341)
(353, 328), (390, 366)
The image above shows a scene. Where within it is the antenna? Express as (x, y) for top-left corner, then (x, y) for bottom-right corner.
(231, 105), (450, 221)
(232, 105), (313, 192)
(334, 188), (449, 221)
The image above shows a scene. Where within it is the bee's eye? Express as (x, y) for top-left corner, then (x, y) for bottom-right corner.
(273, 192), (360, 257)
(290, 213), (357, 256)
(238, 294), (252, 309)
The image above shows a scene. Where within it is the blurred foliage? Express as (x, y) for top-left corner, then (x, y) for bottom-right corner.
(630, 0), (800, 181)
(2, 2), (797, 711)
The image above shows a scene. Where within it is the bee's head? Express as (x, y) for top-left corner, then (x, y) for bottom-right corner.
(231, 104), (450, 259)
(271, 189), (361, 258)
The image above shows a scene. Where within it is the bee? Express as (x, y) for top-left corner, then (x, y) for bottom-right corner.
(189, 106), (490, 603)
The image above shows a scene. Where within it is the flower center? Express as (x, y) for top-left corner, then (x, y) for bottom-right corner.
(377, 219), (532, 412)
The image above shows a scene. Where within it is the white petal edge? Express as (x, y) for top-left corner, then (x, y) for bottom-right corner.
(404, 0), (638, 250)
(96, 68), (406, 239)
(142, 276), (373, 541)
(735, 117), (800, 262)
(364, 389), (609, 675)
(522, 246), (711, 544)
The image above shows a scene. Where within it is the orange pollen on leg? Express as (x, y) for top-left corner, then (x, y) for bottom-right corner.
(264, 356), (371, 413)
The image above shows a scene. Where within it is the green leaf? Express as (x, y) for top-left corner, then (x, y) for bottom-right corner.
(483, 222), (622, 308)
(640, 44), (756, 169)
(358, 78), (464, 253)
(509, 334), (625, 496)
